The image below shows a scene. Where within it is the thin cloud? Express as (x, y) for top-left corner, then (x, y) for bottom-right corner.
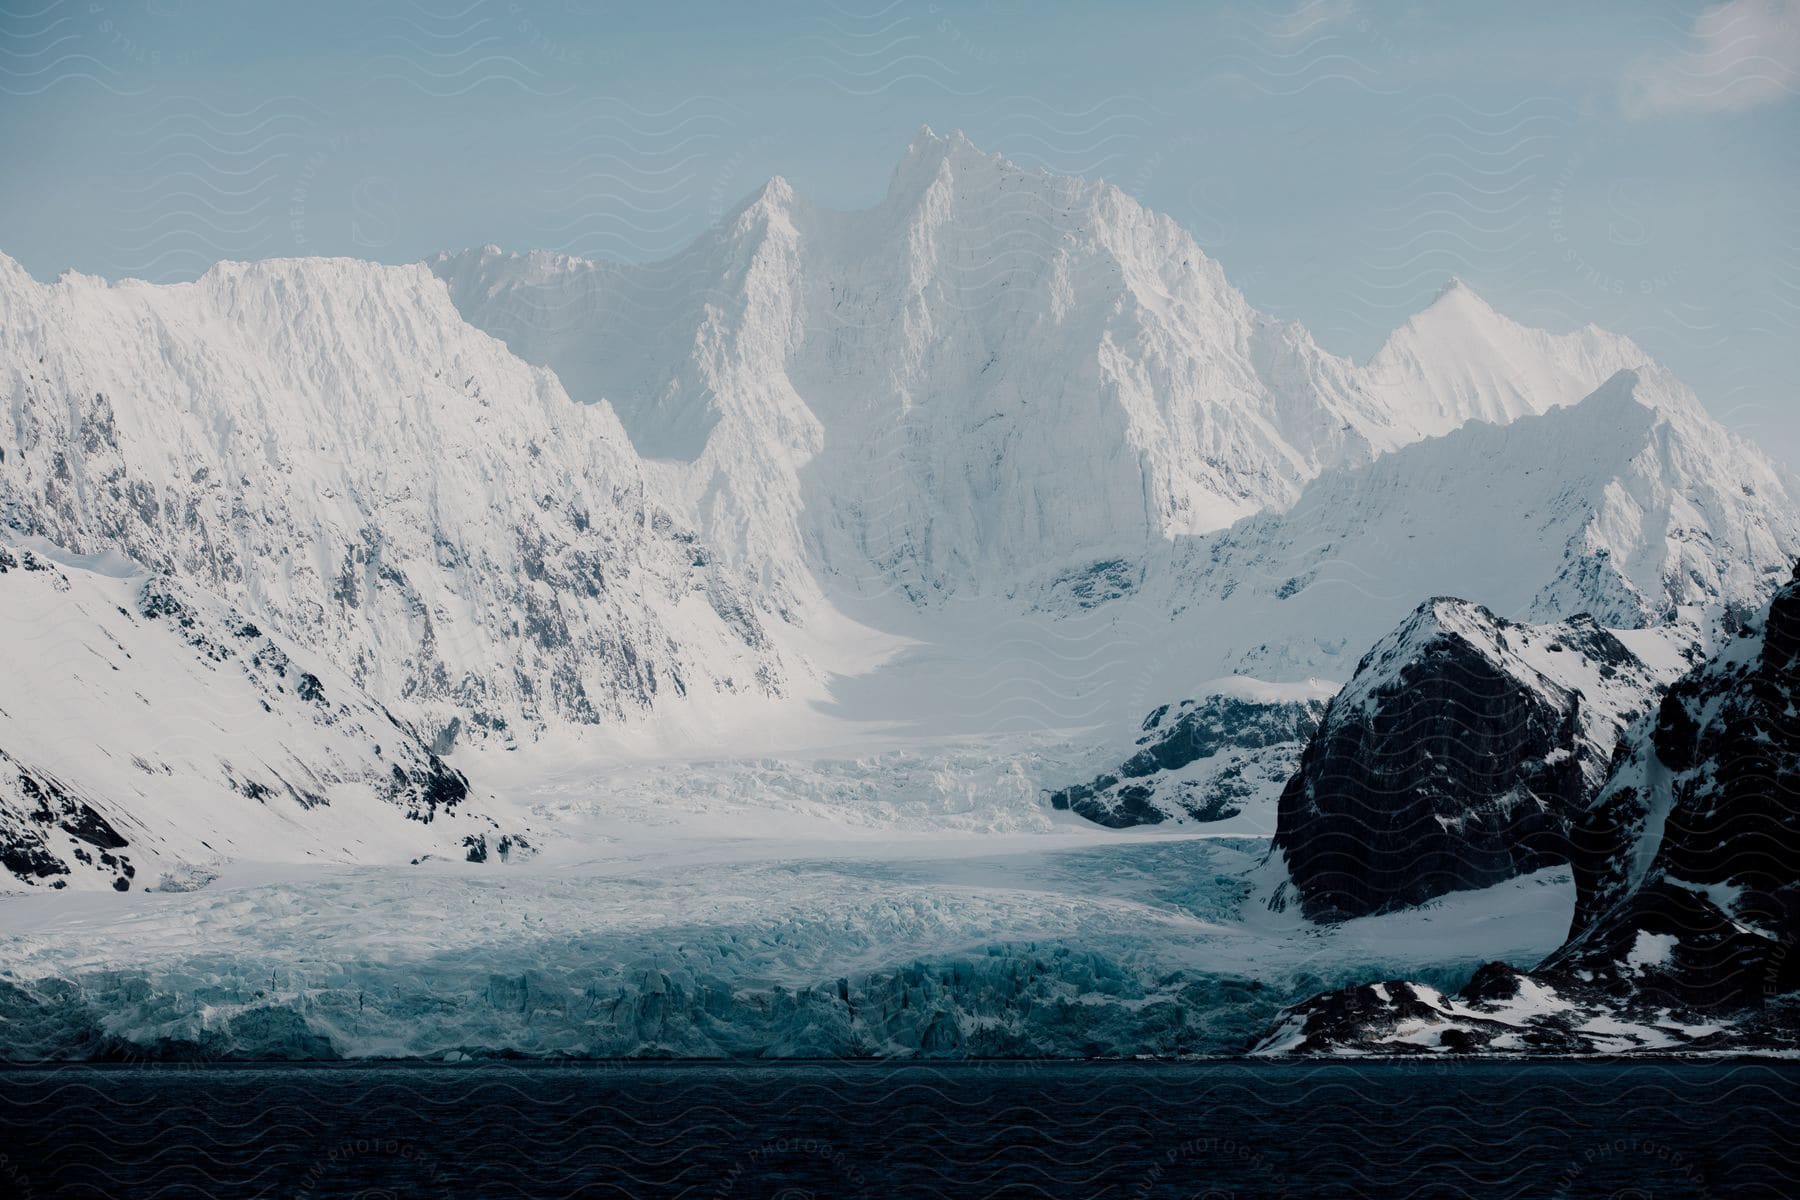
(1622, 0), (1800, 117)
(1271, 0), (1358, 41)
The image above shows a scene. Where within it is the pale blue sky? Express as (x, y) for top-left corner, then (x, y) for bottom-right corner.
(4, 0), (1797, 461)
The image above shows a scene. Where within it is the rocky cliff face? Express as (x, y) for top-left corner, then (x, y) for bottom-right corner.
(0, 254), (787, 744)
(1545, 562), (1800, 1017)
(1048, 683), (1330, 828)
(1267, 599), (1683, 921)
(1254, 566), (1800, 1055)
(0, 535), (519, 891)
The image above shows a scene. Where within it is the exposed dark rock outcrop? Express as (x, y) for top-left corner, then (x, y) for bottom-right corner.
(1267, 599), (1677, 921)
(0, 749), (134, 892)
(1544, 561), (1800, 1016)
(1254, 566), (1800, 1055)
(1050, 689), (1328, 827)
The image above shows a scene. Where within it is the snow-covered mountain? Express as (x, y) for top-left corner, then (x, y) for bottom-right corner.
(1157, 367), (1800, 682)
(0, 252), (788, 744)
(0, 534), (517, 892)
(5, 132), (1789, 762)
(1359, 277), (1651, 437)
(431, 129), (1663, 610)
(3, 128), (1798, 924)
(1055, 366), (1798, 819)
(1265, 597), (1686, 921)
(1254, 562), (1800, 1055)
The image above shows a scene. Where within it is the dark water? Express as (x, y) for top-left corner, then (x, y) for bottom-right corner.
(2, 1060), (1794, 1198)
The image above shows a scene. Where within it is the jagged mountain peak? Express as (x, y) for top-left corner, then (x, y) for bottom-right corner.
(1336, 593), (1657, 720)
(1421, 273), (1491, 312)
(1364, 274), (1651, 435)
(1389, 274), (1535, 348)
(431, 131), (1753, 612)
(1165, 364), (1797, 687)
(893, 124), (1010, 185)
(1388, 273), (1516, 339)
(1341, 594), (1514, 682)
(906, 122), (964, 150)
(726, 173), (806, 234)
(875, 126), (1125, 261)
(0, 248), (36, 285)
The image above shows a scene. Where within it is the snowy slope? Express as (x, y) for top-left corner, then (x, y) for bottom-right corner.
(433, 129), (1661, 610)
(0, 252), (788, 742)
(1156, 367), (1800, 682)
(1359, 278), (1650, 437)
(0, 534), (519, 893)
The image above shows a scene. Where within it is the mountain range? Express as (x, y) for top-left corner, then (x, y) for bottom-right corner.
(434, 129), (1758, 621)
(1, 129), (1797, 1061)
(4, 129), (1796, 888)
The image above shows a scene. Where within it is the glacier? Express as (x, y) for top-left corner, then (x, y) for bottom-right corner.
(0, 833), (1579, 1060)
